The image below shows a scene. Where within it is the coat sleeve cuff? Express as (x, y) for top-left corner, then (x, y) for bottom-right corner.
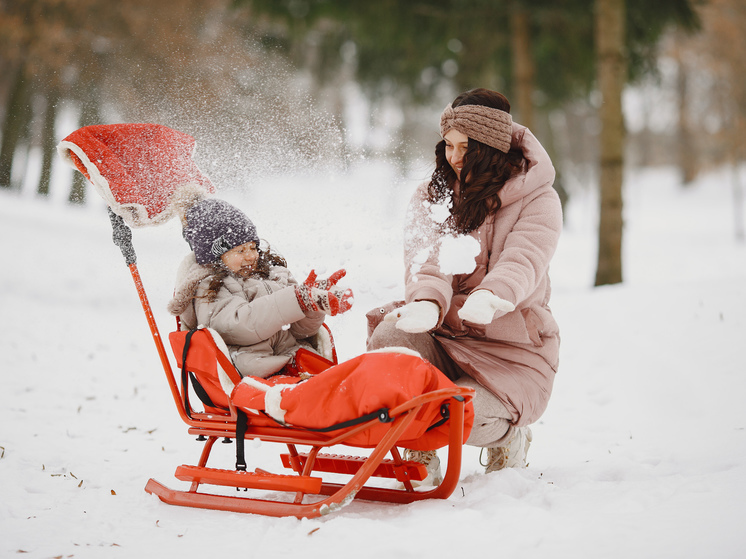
(273, 285), (309, 324)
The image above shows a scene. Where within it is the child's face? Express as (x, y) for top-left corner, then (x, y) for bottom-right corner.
(221, 242), (259, 277)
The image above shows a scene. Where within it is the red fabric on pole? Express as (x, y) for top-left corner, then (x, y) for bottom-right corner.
(58, 123), (214, 226)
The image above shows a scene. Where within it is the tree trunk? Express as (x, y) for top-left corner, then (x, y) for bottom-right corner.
(0, 64), (32, 189)
(675, 50), (698, 185)
(68, 94), (100, 204)
(511, 2), (535, 131)
(37, 87), (60, 197)
(594, 0), (627, 286)
(538, 109), (570, 218)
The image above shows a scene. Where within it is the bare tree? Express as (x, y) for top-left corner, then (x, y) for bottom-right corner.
(664, 0), (746, 240)
(0, 62), (31, 189)
(700, 0), (746, 241)
(594, 0), (627, 286)
(510, 1), (535, 131)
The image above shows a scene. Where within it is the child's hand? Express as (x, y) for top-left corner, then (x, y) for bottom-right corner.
(303, 269), (347, 290)
(295, 285), (354, 316)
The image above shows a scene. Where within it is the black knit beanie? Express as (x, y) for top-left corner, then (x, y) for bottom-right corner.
(183, 199), (260, 265)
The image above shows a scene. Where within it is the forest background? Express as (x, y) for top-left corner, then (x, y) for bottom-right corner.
(1, 0), (745, 285)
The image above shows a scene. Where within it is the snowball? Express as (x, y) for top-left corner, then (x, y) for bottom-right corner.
(438, 235), (480, 275)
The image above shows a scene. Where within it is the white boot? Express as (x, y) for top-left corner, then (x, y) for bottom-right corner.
(483, 426), (533, 473)
(403, 449), (443, 487)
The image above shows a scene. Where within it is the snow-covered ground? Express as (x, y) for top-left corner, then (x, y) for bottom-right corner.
(1, 161), (745, 558)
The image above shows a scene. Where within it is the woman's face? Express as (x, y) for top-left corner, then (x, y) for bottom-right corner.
(221, 241), (259, 277)
(444, 129), (470, 180)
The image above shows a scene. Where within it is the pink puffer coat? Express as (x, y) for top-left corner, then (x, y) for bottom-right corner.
(403, 123), (562, 426)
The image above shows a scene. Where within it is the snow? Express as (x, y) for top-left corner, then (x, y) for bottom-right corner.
(438, 234), (480, 275)
(1, 162), (745, 558)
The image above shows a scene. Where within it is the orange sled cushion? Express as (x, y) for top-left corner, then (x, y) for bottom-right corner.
(169, 330), (336, 412)
(169, 329), (242, 410)
(231, 350), (474, 450)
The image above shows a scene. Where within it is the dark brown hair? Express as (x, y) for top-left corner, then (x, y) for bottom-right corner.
(428, 88), (525, 234)
(203, 244), (288, 302)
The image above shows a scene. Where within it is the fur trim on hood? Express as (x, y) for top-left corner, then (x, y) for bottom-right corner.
(168, 253), (215, 316)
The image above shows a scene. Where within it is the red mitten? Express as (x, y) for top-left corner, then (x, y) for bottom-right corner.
(295, 284), (354, 316)
(303, 269), (346, 290)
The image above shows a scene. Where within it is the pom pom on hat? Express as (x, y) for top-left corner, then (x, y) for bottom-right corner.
(183, 199), (260, 264)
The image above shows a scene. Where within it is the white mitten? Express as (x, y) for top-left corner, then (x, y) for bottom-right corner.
(458, 290), (515, 324)
(383, 300), (440, 333)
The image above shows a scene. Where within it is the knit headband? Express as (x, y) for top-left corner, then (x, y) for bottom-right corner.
(439, 103), (513, 153)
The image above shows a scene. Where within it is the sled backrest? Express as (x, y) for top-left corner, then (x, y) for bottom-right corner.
(169, 324), (339, 416)
(170, 328), (242, 413)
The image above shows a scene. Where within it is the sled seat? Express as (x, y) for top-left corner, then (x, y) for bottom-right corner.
(142, 326), (474, 518)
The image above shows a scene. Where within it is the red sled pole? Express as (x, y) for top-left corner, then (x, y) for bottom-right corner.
(107, 209), (186, 423)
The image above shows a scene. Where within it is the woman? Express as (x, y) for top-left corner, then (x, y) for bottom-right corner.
(367, 88), (562, 484)
(168, 198), (353, 378)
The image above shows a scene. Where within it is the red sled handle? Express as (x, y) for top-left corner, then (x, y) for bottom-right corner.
(107, 208), (188, 424)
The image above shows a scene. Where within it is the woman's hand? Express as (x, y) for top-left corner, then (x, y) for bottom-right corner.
(384, 300), (440, 333)
(458, 290), (515, 324)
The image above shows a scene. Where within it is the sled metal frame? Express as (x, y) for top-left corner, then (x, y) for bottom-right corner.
(106, 209), (473, 518)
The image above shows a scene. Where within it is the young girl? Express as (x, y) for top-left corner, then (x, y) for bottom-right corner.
(367, 88), (562, 484)
(168, 197), (353, 378)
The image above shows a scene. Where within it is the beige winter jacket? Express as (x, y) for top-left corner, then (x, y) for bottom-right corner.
(168, 254), (325, 378)
(403, 123), (562, 426)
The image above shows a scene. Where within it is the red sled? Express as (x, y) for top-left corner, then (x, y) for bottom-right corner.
(58, 124), (475, 518)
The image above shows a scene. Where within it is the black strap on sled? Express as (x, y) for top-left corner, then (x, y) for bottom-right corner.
(258, 406), (394, 434)
(189, 372), (217, 409)
(235, 409), (249, 472)
(425, 395), (465, 432)
(180, 328), (198, 419)
(306, 407), (394, 432)
(426, 402), (451, 432)
(179, 327), (229, 416)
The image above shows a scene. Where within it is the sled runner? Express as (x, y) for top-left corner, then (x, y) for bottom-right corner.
(58, 123), (475, 518)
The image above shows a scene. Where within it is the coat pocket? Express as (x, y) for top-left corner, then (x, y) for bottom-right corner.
(484, 306), (550, 348)
(521, 308), (544, 346)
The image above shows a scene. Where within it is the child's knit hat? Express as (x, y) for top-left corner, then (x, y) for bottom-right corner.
(183, 198), (260, 264)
